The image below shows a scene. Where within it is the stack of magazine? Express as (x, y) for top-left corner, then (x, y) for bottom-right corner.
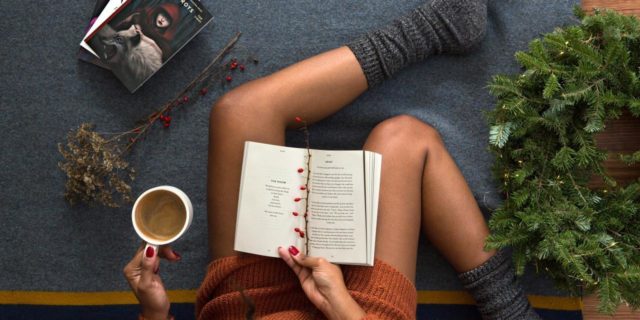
(78, 0), (213, 92)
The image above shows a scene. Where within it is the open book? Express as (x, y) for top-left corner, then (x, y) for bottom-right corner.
(234, 141), (382, 266)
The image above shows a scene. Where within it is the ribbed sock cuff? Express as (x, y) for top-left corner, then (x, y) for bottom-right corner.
(346, 35), (386, 88)
(458, 250), (541, 320)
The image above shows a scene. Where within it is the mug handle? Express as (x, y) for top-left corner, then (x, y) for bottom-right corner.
(144, 243), (159, 257)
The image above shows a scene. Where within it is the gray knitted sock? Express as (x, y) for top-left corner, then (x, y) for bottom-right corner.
(347, 0), (487, 87)
(458, 250), (542, 320)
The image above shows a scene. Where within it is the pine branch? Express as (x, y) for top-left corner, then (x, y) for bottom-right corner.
(489, 122), (514, 148)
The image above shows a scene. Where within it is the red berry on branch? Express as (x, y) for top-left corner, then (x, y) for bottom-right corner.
(294, 197), (301, 202)
(226, 75), (232, 82)
(295, 116), (303, 123)
(299, 231), (305, 238)
(294, 228), (300, 232)
(239, 64), (245, 71)
(300, 185), (307, 191)
(165, 116), (172, 122)
(230, 61), (238, 70)
(297, 168), (304, 173)
(292, 211), (299, 216)
(159, 115), (165, 121)
(200, 87), (208, 95)
(163, 122), (170, 128)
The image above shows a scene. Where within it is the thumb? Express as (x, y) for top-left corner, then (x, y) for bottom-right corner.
(140, 244), (160, 285)
(290, 249), (322, 269)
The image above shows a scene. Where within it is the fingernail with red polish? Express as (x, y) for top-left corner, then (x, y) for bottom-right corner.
(288, 246), (299, 256)
(173, 250), (181, 259)
(145, 246), (155, 258)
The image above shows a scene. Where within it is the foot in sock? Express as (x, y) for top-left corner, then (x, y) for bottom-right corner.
(347, 0), (488, 87)
(458, 250), (541, 320)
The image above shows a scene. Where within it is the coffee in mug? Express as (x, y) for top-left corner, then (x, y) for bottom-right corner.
(132, 186), (193, 247)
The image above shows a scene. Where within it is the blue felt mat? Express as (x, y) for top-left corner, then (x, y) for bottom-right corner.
(0, 0), (582, 318)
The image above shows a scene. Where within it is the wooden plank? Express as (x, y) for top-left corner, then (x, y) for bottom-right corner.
(582, 0), (640, 15)
(580, 2), (640, 319)
(589, 110), (640, 189)
(582, 294), (639, 320)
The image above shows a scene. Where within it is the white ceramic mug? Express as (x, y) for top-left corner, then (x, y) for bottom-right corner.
(131, 186), (193, 253)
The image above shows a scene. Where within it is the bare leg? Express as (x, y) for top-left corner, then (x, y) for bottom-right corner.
(417, 127), (495, 273)
(208, 47), (493, 273)
(362, 115), (494, 284)
(360, 116), (424, 282)
(207, 47), (367, 260)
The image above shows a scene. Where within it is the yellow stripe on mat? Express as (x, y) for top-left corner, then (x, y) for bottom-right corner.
(417, 290), (583, 311)
(0, 290), (581, 310)
(0, 290), (196, 305)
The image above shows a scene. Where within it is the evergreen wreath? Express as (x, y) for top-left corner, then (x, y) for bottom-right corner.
(485, 8), (640, 313)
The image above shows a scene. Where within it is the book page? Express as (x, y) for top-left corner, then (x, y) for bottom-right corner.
(307, 150), (367, 265)
(234, 142), (308, 257)
(364, 151), (382, 266)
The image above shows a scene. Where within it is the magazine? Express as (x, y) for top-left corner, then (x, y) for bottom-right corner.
(85, 0), (213, 92)
(78, 0), (127, 69)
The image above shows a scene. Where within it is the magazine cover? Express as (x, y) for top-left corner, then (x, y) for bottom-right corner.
(77, 0), (126, 69)
(85, 0), (213, 92)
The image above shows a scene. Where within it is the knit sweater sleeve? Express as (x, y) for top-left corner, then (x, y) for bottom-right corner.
(341, 259), (417, 320)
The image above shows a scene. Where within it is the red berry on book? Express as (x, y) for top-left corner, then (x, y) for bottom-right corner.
(297, 168), (304, 173)
(294, 197), (301, 202)
(239, 64), (245, 71)
(294, 228), (300, 232)
(300, 185), (307, 191)
(295, 116), (303, 123)
(182, 96), (189, 103)
(292, 211), (299, 216)
(226, 75), (232, 82)
(299, 231), (305, 238)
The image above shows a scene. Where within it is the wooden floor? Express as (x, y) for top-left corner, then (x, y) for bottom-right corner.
(575, 2), (640, 320)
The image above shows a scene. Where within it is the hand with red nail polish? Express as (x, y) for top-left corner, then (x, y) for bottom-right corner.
(278, 247), (366, 320)
(123, 244), (182, 320)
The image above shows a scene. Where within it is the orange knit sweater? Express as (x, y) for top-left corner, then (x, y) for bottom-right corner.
(196, 254), (416, 319)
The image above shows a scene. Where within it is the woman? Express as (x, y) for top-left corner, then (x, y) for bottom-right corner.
(124, 0), (541, 319)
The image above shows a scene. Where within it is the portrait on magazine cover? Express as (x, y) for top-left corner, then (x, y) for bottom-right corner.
(86, 0), (213, 92)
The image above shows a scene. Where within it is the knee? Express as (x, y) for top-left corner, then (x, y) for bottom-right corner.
(209, 89), (252, 128)
(367, 115), (443, 153)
